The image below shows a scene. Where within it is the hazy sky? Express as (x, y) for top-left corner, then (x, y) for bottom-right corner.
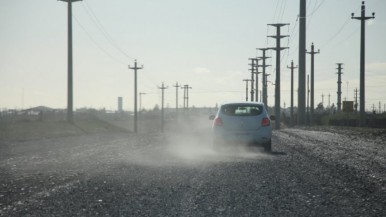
(1, 0), (385, 111)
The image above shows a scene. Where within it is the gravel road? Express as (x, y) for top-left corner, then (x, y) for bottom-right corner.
(1, 123), (385, 216)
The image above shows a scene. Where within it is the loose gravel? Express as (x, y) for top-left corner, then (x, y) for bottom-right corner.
(1, 125), (385, 216)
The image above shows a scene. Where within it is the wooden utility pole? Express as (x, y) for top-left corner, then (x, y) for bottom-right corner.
(129, 60), (143, 133)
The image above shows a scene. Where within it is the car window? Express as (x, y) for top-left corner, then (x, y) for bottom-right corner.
(221, 104), (263, 116)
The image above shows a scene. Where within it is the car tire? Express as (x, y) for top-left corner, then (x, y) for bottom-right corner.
(264, 139), (272, 153)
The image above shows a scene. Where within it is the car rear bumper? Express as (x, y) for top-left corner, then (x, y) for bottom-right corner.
(213, 127), (272, 145)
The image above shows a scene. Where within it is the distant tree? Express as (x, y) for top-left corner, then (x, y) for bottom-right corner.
(153, 104), (160, 111)
(316, 102), (324, 113)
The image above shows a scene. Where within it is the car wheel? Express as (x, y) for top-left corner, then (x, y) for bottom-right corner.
(264, 139), (272, 153)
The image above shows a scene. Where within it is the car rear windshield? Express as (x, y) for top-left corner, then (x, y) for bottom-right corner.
(221, 104), (264, 116)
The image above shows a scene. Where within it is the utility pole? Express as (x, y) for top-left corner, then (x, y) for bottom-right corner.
(257, 48), (271, 107)
(379, 101), (381, 114)
(186, 85), (192, 109)
(306, 43), (320, 125)
(59, 0), (82, 123)
(268, 23), (289, 130)
(328, 93), (331, 108)
(181, 85), (192, 110)
(138, 92), (146, 133)
(242, 79), (251, 101)
(287, 60), (297, 126)
(249, 58), (259, 101)
(336, 63), (343, 112)
(173, 82), (180, 114)
(255, 58), (262, 102)
(298, 0), (307, 125)
(352, 1), (375, 126)
(321, 93), (325, 107)
(354, 88), (359, 112)
(307, 74), (310, 125)
(139, 92), (146, 111)
(129, 60), (143, 133)
(158, 82), (168, 132)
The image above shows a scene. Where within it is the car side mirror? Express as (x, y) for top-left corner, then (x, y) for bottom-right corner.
(270, 115), (275, 120)
(209, 115), (215, 120)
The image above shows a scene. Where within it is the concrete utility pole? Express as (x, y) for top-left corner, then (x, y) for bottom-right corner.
(336, 63), (343, 112)
(268, 23), (289, 130)
(255, 58), (262, 102)
(354, 88), (358, 112)
(249, 58), (258, 101)
(328, 93), (331, 108)
(242, 79), (251, 101)
(173, 82), (180, 113)
(158, 83), (168, 132)
(287, 60), (297, 126)
(257, 48), (271, 108)
(352, 1), (375, 127)
(139, 92), (146, 111)
(306, 43), (320, 125)
(298, 0), (307, 125)
(181, 85), (192, 110)
(379, 101), (381, 114)
(307, 74), (310, 124)
(59, 0), (82, 123)
(129, 60), (143, 133)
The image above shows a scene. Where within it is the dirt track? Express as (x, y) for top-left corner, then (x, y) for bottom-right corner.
(1, 122), (385, 216)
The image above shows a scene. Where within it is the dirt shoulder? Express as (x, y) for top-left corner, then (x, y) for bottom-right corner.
(0, 118), (130, 142)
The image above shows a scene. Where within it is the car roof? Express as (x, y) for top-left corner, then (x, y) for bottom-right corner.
(220, 101), (266, 106)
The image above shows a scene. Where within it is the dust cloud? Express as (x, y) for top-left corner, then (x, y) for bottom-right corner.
(164, 115), (272, 164)
(113, 115), (272, 168)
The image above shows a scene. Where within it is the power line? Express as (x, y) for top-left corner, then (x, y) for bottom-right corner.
(73, 15), (127, 65)
(320, 4), (361, 49)
(306, 0), (326, 17)
(81, 1), (135, 60)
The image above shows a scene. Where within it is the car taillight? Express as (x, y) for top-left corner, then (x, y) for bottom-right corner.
(213, 117), (223, 126)
(262, 117), (270, 127)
